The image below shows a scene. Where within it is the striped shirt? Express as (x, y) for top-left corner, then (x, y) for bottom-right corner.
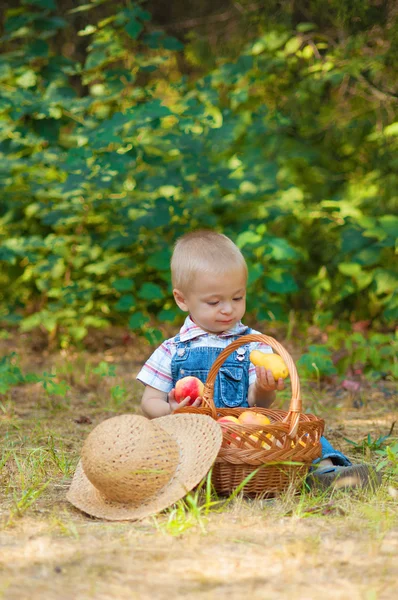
(136, 316), (273, 393)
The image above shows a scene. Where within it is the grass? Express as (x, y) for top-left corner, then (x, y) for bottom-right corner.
(0, 334), (397, 599)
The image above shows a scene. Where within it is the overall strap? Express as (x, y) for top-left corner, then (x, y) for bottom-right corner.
(172, 333), (191, 363)
(229, 328), (252, 363)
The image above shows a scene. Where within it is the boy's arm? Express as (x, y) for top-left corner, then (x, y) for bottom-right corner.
(247, 384), (275, 408)
(141, 385), (171, 418)
(247, 366), (285, 408)
(141, 385), (203, 419)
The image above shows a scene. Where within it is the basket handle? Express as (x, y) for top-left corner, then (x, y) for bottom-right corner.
(202, 334), (302, 438)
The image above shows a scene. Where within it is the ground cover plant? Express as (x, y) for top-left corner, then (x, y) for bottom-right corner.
(0, 327), (397, 599)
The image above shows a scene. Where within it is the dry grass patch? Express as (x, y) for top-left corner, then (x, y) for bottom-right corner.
(0, 336), (397, 599)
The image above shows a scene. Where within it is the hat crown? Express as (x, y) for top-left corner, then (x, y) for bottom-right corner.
(81, 415), (179, 504)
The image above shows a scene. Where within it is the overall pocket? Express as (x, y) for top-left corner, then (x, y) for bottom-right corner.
(219, 366), (247, 408)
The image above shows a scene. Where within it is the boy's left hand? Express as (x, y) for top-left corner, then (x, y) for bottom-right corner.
(254, 366), (285, 392)
(168, 388), (203, 413)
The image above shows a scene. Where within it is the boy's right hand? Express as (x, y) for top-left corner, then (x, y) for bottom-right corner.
(168, 388), (203, 413)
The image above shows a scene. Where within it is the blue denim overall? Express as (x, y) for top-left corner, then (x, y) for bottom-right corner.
(170, 332), (351, 466)
(171, 332), (251, 409)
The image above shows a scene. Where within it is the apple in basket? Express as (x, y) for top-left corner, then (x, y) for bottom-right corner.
(217, 416), (241, 444)
(238, 411), (272, 449)
(238, 411), (271, 427)
(247, 434), (272, 450)
(174, 376), (204, 405)
(217, 415), (240, 430)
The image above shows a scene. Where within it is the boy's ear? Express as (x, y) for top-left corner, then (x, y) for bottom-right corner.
(173, 289), (189, 312)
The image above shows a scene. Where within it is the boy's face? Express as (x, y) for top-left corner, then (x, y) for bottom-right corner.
(173, 269), (247, 334)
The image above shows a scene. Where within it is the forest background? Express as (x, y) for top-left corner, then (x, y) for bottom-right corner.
(0, 0), (397, 381)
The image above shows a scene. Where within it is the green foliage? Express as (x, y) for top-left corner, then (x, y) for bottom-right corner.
(296, 328), (397, 382)
(330, 330), (398, 380)
(297, 345), (337, 380)
(0, 352), (71, 397)
(0, 0), (397, 344)
(376, 443), (398, 476)
(0, 352), (133, 412)
(0, 354), (25, 394)
(344, 432), (393, 454)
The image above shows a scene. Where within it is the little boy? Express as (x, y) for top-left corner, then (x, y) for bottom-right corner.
(137, 230), (378, 490)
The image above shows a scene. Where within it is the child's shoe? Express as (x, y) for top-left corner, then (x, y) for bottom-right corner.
(306, 463), (382, 492)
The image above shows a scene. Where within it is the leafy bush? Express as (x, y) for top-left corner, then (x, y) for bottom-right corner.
(0, 1), (397, 345)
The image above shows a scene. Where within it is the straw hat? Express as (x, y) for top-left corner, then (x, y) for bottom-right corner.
(66, 413), (222, 521)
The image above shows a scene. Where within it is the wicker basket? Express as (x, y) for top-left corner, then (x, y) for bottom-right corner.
(175, 334), (325, 497)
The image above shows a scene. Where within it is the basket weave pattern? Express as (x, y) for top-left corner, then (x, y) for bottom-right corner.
(175, 334), (325, 497)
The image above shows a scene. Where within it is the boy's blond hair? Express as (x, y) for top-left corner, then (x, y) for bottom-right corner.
(171, 230), (248, 291)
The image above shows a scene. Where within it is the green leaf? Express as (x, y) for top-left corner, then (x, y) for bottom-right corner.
(353, 245), (381, 266)
(297, 346), (337, 378)
(137, 282), (164, 301)
(147, 250), (171, 271)
(115, 294), (135, 312)
(265, 271), (298, 294)
(236, 231), (262, 248)
(0, 247), (17, 263)
(128, 312), (150, 330)
(378, 215), (398, 238)
(284, 36), (302, 55)
(338, 264), (374, 292)
(374, 270), (398, 295)
(44, 380), (70, 397)
(157, 307), (179, 322)
(93, 361), (116, 377)
(124, 19), (143, 40)
(112, 278), (135, 292)
(68, 326), (88, 341)
(144, 328), (164, 344)
(338, 263), (363, 277)
(256, 302), (287, 322)
(384, 122), (398, 136)
(26, 39), (49, 58)
(82, 316), (109, 328)
(16, 70), (37, 89)
(161, 36), (184, 51)
(296, 22), (316, 32)
(247, 263), (263, 286)
(111, 384), (127, 404)
(267, 237), (299, 261)
(341, 228), (369, 254)
(23, 0), (56, 8)
(85, 49), (107, 70)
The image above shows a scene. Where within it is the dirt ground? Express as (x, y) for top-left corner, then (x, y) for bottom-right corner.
(0, 330), (397, 600)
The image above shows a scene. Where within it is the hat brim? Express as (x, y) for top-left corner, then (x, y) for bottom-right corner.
(66, 414), (222, 521)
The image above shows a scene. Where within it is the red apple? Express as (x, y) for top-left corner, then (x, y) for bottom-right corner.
(174, 376), (204, 405)
(217, 416), (240, 432)
(217, 416), (241, 445)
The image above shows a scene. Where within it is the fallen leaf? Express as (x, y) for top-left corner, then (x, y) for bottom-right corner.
(73, 415), (92, 424)
(342, 380), (360, 393)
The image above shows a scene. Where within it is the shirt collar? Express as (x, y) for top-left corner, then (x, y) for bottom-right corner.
(178, 315), (249, 342)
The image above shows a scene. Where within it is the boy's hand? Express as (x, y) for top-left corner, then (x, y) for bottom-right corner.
(254, 366), (285, 392)
(168, 388), (203, 413)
